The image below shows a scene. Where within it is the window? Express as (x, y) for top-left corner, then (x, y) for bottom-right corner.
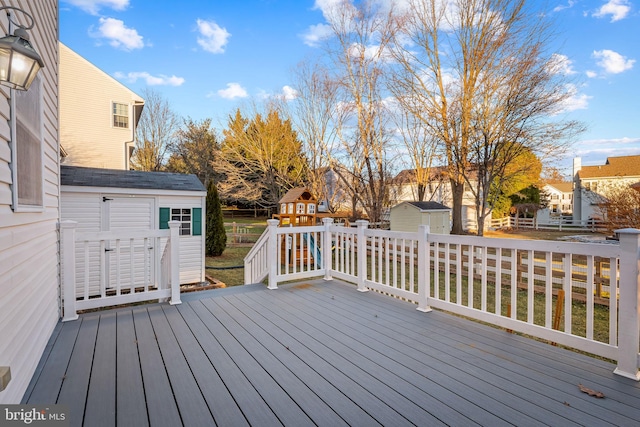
(160, 207), (201, 236)
(112, 102), (129, 128)
(12, 75), (43, 210)
(172, 208), (191, 236)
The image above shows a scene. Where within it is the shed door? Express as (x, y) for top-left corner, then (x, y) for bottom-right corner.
(102, 196), (156, 291)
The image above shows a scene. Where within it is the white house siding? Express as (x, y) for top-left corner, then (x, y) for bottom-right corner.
(158, 195), (205, 284)
(59, 43), (143, 170)
(0, 0), (59, 404)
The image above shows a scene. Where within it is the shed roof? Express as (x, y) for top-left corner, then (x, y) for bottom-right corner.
(61, 165), (205, 192)
(579, 155), (640, 179)
(395, 201), (451, 211)
(279, 187), (316, 203)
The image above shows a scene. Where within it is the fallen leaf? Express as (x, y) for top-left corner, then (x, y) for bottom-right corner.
(578, 383), (605, 398)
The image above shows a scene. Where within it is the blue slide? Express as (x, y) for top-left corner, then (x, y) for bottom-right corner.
(303, 233), (322, 264)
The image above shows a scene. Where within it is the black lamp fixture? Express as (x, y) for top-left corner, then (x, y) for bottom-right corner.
(0, 6), (44, 91)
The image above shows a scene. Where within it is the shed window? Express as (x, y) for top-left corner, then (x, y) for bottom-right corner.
(160, 207), (201, 236)
(172, 208), (191, 236)
(113, 102), (129, 128)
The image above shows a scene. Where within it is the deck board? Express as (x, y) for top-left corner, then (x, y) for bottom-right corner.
(116, 310), (149, 427)
(23, 279), (640, 426)
(84, 311), (116, 427)
(57, 315), (98, 427)
(132, 307), (183, 427)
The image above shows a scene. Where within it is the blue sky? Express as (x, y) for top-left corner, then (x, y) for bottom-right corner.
(59, 0), (639, 175)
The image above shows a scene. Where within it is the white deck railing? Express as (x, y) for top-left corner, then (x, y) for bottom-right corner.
(245, 219), (640, 380)
(60, 220), (181, 322)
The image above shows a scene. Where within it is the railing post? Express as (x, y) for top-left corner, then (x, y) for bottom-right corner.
(322, 218), (334, 281)
(356, 220), (369, 292)
(614, 228), (640, 380)
(60, 221), (79, 322)
(417, 225), (432, 312)
(168, 221), (182, 305)
(267, 219), (279, 289)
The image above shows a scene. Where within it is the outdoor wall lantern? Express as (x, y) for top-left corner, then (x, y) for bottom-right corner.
(0, 6), (44, 91)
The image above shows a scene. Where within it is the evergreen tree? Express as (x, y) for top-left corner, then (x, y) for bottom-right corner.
(206, 180), (226, 256)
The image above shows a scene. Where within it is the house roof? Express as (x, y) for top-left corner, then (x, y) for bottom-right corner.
(396, 201), (451, 211)
(61, 165), (205, 192)
(545, 182), (572, 193)
(579, 155), (640, 179)
(279, 187), (316, 203)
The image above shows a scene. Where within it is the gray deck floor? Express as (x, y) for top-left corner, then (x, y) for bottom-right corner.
(23, 279), (640, 426)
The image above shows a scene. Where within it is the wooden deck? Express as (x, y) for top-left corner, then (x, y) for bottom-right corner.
(23, 279), (640, 426)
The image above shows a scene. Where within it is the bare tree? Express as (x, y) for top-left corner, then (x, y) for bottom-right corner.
(320, 0), (397, 223)
(285, 60), (344, 212)
(389, 0), (583, 234)
(595, 184), (640, 236)
(392, 106), (439, 201)
(130, 88), (180, 171)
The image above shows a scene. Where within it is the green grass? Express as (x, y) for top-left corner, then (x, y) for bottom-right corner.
(205, 246), (251, 287)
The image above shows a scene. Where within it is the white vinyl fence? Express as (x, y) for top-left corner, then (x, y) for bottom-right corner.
(60, 220), (182, 321)
(245, 219), (640, 380)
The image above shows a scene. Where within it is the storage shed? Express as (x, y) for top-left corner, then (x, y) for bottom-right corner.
(390, 201), (451, 234)
(60, 165), (206, 289)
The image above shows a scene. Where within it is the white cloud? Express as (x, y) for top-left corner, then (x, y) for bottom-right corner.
(593, 49), (635, 74)
(114, 71), (184, 86)
(558, 84), (591, 112)
(553, 0), (576, 13)
(585, 70), (598, 78)
(301, 23), (333, 47)
(64, 0), (129, 15)
(593, 0), (631, 22)
(217, 83), (248, 99)
(280, 85), (298, 101)
(92, 17), (144, 50)
(196, 19), (230, 54)
(550, 53), (576, 75)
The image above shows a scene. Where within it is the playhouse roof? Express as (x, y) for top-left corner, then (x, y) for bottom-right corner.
(279, 187), (316, 204)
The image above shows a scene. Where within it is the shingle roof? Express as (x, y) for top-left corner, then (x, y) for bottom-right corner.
(579, 155), (640, 179)
(278, 187), (316, 203)
(545, 182), (573, 193)
(61, 165), (205, 192)
(400, 201), (451, 211)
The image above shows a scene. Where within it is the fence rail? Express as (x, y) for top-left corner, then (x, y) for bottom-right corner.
(245, 220), (640, 380)
(489, 216), (607, 232)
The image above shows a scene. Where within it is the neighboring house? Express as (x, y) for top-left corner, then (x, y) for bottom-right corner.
(391, 168), (479, 231)
(573, 155), (640, 223)
(59, 42), (144, 170)
(0, 0), (59, 404)
(390, 201), (451, 234)
(542, 182), (573, 215)
(60, 166), (207, 288)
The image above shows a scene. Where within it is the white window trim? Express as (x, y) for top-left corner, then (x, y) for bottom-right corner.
(10, 78), (45, 213)
(111, 101), (130, 129)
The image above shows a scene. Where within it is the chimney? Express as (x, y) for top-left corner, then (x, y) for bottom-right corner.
(573, 157), (581, 182)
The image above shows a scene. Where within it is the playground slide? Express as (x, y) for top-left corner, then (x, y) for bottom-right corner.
(303, 233), (322, 264)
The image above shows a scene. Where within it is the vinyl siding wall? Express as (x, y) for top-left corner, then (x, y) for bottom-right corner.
(0, 0), (59, 404)
(59, 43), (143, 170)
